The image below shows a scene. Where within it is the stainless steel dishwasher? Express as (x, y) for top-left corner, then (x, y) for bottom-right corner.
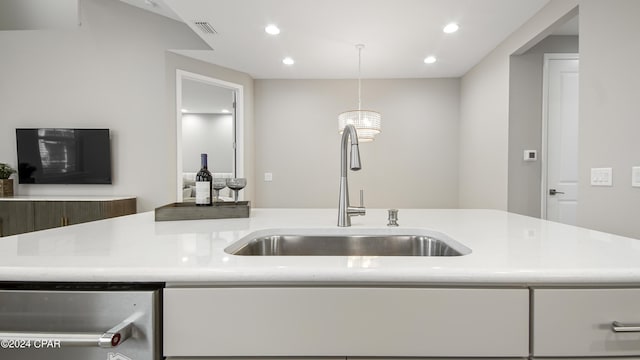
(0, 282), (161, 360)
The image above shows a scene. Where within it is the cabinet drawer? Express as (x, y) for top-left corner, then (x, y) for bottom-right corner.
(164, 287), (529, 357)
(533, 288), (640, 356)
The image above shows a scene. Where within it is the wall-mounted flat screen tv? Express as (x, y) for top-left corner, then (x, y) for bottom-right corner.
(16, 128), (112, 184)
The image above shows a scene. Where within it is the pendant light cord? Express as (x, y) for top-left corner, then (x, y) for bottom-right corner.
(356, 44), (364, 113)
(358, 45), (362, 111)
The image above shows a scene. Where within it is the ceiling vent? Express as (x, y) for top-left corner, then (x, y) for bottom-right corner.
(193, 21), (217, 34)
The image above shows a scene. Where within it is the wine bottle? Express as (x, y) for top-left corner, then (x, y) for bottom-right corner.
(195, 153), (213, 206)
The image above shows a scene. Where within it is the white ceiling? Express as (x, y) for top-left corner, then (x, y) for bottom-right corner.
(123, 0), (555, 79)
(119, 0), (182, 22)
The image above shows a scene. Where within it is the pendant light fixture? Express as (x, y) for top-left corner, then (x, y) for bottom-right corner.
(338, 44), (381, 142)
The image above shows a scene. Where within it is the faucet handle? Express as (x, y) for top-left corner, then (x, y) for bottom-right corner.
(347, 189), (366, 217)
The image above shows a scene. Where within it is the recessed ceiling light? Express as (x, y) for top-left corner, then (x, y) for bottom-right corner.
(424, 56), (437, 64)
(443, 23), (459, 34)
(181, 108), (189, 113)
(221, 109), (230, 113)
(282, 57), (295, 65)
(265, 24), (280, 35)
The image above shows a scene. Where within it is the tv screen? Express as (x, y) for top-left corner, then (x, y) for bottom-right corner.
(16, 128), (112, 184)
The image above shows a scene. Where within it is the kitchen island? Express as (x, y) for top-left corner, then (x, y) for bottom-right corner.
(1, 208), (639, 285)
(2, 208), (640, 359)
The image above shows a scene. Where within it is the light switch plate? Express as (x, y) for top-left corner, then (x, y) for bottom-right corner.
(264, 172), (273, 182)
(591, 167), (612, 186)
(632, 167), (640, 187)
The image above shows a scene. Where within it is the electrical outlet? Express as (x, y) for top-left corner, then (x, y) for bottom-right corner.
(264, 172), (273, 182)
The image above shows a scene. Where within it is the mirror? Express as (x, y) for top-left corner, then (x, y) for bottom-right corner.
(176, 70), (244, 202)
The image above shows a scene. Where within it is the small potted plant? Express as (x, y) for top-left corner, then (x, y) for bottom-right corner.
(0, 163), (16, 197)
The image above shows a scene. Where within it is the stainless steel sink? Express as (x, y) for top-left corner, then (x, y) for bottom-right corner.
(225, 234), (469, 256)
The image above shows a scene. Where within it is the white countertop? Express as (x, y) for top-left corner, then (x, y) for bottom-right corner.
(2, 208), (640, 286)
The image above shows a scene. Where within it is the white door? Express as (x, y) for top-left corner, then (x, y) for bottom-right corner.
(543, 54), (579, 225)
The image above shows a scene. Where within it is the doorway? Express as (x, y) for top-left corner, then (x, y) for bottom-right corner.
(541, 54), (579, 224)
(176, 70), (244, 202)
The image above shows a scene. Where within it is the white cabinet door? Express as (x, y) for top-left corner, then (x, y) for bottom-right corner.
(164, 287), (529, 357)
(533, 288), (640, 356)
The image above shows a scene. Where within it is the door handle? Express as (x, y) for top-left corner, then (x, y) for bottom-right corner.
(612, 321), (640, 332)
(0, 312), (138, 348)
(549, 189), (565, 195)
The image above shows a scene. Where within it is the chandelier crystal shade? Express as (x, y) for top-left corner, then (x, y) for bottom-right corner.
(338, 44), (381, 142)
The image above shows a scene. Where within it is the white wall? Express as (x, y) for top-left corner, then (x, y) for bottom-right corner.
(577, 0), (640, 239)
(0, 0), (257, 212)
(0, 0), (214, 212)
(0, 0), (77, 30)
(182, 113), (234, 173)
(254, 78), (460, 209)
(459, 0), (578, 210)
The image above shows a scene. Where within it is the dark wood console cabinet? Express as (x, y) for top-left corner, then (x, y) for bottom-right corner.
(0, 197), (136, 237)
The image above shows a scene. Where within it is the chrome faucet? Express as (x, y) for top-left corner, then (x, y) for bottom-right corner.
(338, 124), (366, 227)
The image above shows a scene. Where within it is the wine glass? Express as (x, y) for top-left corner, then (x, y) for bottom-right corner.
(226, 178), (247, 203)
(212, 178), (227, 202)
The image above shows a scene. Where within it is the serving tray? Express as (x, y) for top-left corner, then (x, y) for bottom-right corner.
(154, 201), (250, 221)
